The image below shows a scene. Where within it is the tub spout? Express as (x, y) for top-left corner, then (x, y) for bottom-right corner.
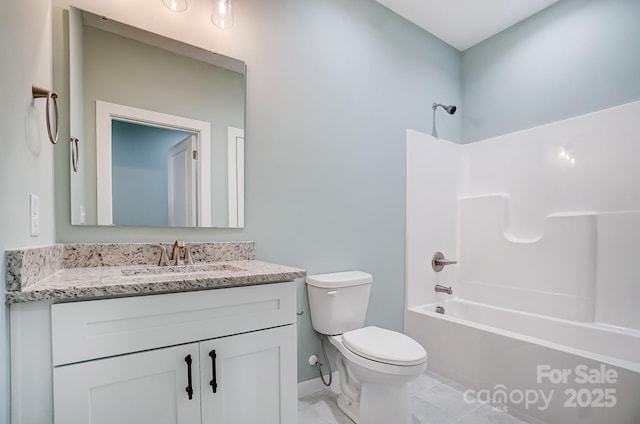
(435, 284), (452, 295)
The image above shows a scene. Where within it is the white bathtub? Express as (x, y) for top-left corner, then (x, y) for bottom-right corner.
(405, 299), (640, 423)
(412, 299), (640, 372)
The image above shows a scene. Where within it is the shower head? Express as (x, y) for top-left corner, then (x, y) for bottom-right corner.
(432, 103), (457, 115)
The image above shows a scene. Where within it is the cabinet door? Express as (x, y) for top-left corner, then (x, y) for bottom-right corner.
(54, 343), (201, 424)
(199, 325), (297, 424)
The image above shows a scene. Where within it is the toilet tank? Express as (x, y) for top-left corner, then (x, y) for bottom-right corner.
(306, 271), (372, 335)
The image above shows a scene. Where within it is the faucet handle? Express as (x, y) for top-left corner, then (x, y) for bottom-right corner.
(432, 251), (457, 272)
(183, 243), (203, 265)
(152, 244), (170, 266)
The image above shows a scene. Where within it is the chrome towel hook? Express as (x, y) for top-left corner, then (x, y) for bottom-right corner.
(32, 85), (59, 144)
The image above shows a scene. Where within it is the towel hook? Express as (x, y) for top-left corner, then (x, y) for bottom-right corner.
(32, 85), (59, 144)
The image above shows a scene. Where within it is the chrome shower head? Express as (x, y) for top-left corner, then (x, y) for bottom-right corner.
(432, 103), (457, 115)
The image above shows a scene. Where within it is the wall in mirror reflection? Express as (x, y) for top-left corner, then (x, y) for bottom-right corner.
(112, 121), (194, 226)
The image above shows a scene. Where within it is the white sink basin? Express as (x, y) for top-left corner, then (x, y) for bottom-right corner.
(121, 263), (246, 276)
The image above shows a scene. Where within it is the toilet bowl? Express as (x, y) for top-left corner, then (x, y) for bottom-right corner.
(330, 327), (427, 423)
(306, 271), (427, 424)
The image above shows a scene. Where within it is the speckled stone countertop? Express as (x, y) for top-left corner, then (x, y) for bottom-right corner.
(5, 242), (306, 304)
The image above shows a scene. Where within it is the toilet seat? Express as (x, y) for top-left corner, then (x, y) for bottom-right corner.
(342, 326), (427, 366)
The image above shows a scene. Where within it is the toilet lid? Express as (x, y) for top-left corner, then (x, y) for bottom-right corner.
(342, 326), (427, 366)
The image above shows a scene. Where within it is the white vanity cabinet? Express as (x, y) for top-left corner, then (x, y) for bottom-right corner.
(198, 326), (296, 423)
(54, 342), (203, 424)
(53, 325), (295, 424)
(11, 281), (297, 424)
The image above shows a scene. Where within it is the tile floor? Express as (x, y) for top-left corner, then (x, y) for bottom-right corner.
(298, 370), (545, 424)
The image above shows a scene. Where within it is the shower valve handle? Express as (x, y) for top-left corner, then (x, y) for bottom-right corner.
(432, 252), (457, 272)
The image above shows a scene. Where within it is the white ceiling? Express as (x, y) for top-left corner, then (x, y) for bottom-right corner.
(375, 0), (560, 51)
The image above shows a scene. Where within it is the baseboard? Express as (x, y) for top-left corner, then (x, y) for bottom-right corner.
(297, 371), (340, 398)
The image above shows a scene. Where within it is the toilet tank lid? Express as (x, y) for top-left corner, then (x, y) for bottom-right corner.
(306, 271), (373, 288)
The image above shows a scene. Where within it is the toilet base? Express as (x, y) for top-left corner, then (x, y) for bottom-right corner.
(337, 392), (360, 423)
(337, 383), (412, 424)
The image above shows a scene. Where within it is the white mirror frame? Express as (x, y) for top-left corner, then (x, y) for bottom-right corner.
(227, 127), (244, 228)
(96, 100), (212, 226)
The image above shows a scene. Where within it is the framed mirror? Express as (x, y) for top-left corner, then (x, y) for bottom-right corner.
(67, 7), (245, 228)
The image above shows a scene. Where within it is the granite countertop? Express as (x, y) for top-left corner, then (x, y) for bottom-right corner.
(6, 260), (306, 304)
(5, 242), (306, 304)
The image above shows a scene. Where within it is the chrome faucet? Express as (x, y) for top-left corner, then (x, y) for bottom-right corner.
(171, 240), (185, 265)
(154, 241), (200, 266)
(435, 284), (453, 295)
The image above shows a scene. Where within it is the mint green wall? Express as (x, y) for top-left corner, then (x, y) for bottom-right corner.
(462, 0), (640, 142)
(53, 0), (461, 384)
(0, 0), (56, 420)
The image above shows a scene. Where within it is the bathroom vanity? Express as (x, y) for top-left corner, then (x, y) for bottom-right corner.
(6, 242), (305, 424)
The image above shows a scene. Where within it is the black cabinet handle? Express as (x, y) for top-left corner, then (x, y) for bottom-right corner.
(185, 354), (194, 400)
(209, 350), (218, 393)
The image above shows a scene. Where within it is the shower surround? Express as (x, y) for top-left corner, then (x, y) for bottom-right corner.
(405, 101), (640, 423)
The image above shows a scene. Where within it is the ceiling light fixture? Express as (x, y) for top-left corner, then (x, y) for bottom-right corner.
(162, 0), (188, 12)
(212, 0), (234, 29)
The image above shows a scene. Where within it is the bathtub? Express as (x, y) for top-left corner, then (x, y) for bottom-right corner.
(405, 299), (640, 424)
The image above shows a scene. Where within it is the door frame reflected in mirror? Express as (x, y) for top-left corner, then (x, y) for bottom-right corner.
(96, 100), (212, 226)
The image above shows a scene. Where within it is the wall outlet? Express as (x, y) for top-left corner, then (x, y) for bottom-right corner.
(30, 194), (40, 237)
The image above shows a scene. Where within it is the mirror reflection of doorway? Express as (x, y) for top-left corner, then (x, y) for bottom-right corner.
(111, 120), (194, 227)
(96, 101), (212, 227)
(168, 134), (198, 227)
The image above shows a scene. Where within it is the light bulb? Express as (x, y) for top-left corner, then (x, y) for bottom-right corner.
(212, 0), (234, 29)
(162, 0), (187, 12)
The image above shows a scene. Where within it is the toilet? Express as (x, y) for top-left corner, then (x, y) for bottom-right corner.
(306, 271), (427, 424)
